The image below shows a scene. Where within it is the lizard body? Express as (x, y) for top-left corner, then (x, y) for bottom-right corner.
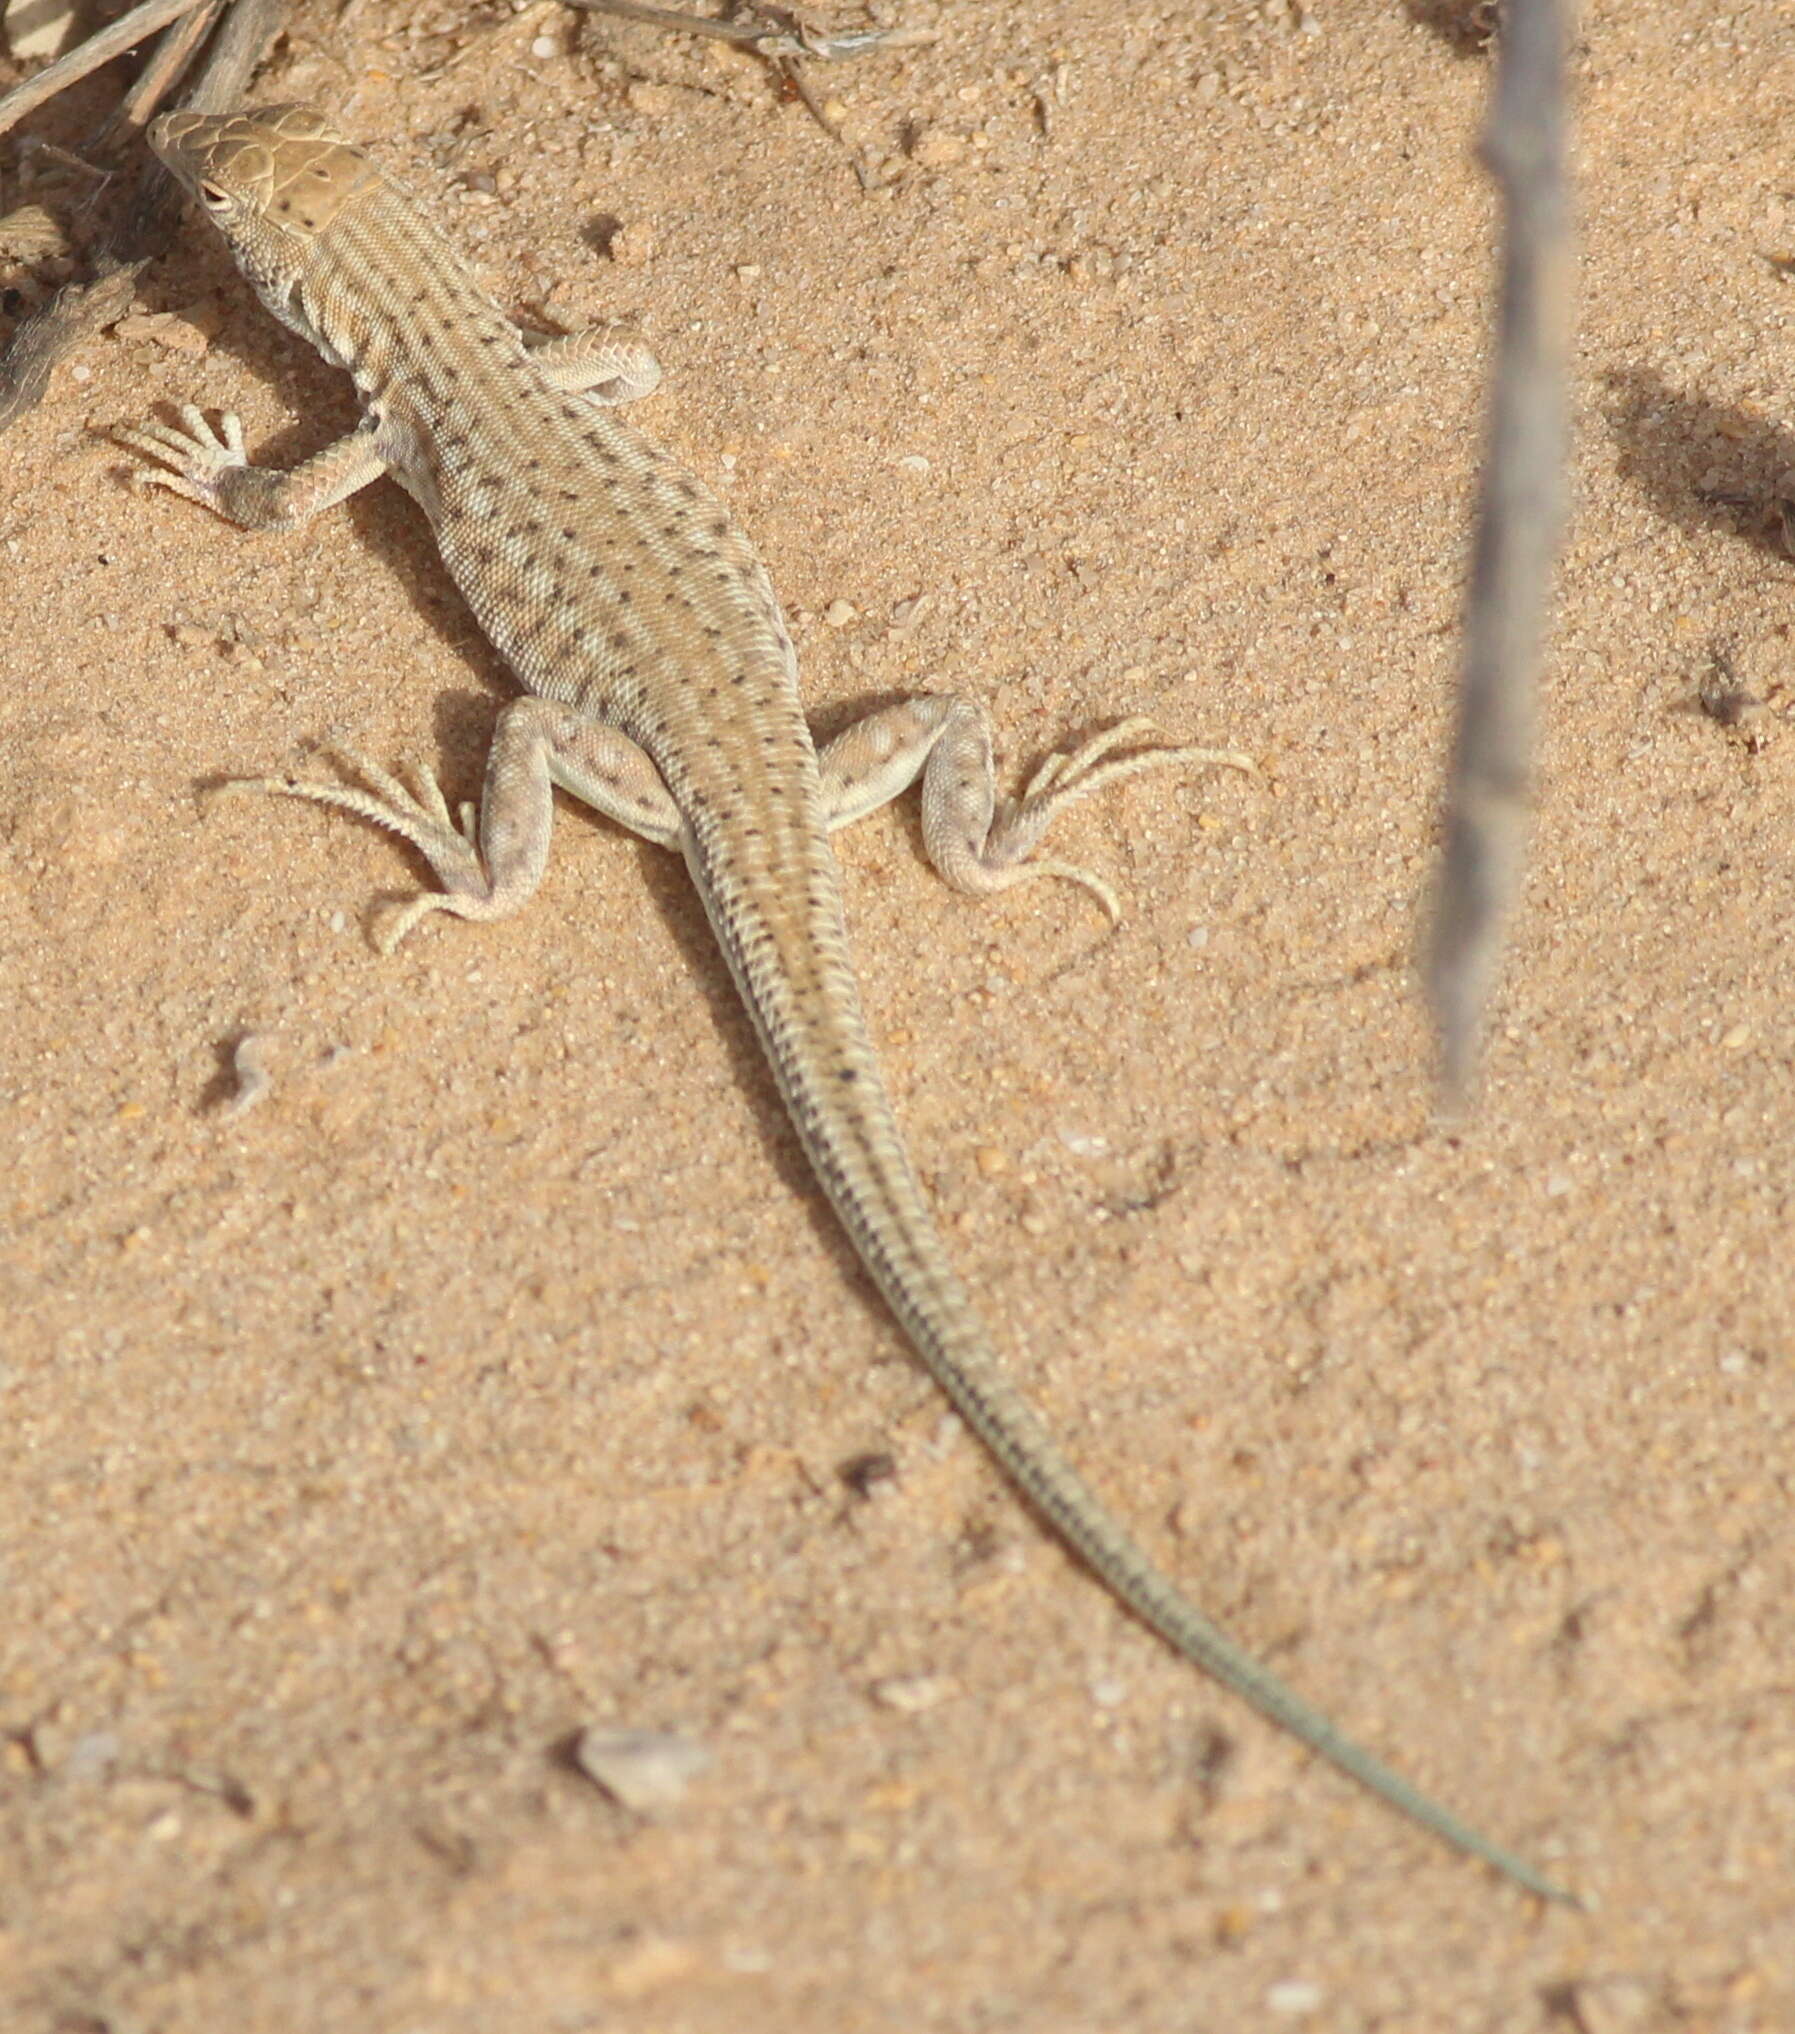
(119, 103), (1567, 1900)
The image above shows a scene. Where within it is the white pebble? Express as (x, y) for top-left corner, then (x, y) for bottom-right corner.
(573, 1728), (709, 1810)
(870, 1674), (957, 1714)
(220, 1032), (272, 1118)
(1057, 1127), (1110, 1158)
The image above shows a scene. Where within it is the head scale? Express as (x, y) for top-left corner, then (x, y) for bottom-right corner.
(148, 103), (380, 313)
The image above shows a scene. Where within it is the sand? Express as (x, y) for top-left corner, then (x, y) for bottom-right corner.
(2, 1), (1791, 2027)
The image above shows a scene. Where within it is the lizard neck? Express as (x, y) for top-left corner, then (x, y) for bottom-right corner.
(258, 173), (530, 415)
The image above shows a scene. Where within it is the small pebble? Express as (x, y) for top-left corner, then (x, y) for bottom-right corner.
(65, 1731), (121, 1781)
(869, 1674), (957, 1714)
(606, 221), (655, 268)
(573, 1727), (709, 1810)
(1558, 1976), (1661, 2033)
(1057, 1127), (1109, 1159)
(839, 1450), (897, 1497)
(608, 1937), (699, 1997)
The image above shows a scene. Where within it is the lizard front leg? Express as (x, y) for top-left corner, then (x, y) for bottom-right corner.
(816, 696), (1255, 923)
(115, 408), (389, 529)
(116, 324), (656, 525)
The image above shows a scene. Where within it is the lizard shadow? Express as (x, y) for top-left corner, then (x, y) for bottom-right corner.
(1601, 362), (1795, 568)
(122, 294), (519, 689)
(414, 686), (945, 1333)
(545, 687), (1012, 1346)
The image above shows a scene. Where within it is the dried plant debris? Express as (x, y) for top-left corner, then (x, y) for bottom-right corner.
(560, 1), (935, 62)
(4, 0), (78, 63)
(217, 1032), (273, 1118)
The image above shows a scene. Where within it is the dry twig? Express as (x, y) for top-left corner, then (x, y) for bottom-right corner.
(103, 0), (231, 146)
(0, 0), (208, 142)
(558, 0), (934, 60)
(0, 0), (291, 433)
(1424, 0), (1571, 1103)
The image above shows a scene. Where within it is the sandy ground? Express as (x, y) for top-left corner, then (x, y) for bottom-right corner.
(2, 1), (1792, 2027)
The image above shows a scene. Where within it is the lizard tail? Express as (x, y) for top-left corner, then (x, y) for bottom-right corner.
(686, 829), (1574, 1906)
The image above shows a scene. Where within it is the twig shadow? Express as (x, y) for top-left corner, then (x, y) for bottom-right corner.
(1603, 363), (1795, 567)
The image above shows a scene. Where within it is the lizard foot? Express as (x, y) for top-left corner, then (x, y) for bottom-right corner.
(986, 717), (1257, 924)
(114, 405), (249, 510)
(214, 745), (490, 948)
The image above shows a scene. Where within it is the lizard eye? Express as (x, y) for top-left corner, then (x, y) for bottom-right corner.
(197, 181), (231, 210)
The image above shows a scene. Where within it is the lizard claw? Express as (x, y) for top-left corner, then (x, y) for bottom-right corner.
(978, 718), (1257, 923)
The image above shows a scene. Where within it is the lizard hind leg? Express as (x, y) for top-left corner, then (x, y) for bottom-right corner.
(218, 701), (683, 952)
(816, 695), (1255, 924)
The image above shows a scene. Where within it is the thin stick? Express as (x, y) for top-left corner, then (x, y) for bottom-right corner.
(179, 0), (290, 114)
(1424, 0), (1572, 1104)
(0, 0), (207, 141)
(558, 0), (934, 60)
(104, 0), (230, 144)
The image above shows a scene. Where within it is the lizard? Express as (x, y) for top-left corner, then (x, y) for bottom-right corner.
(115, 102), (1570, 1902)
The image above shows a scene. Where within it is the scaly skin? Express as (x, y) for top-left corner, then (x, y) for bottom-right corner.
(118, 103), (1569, 1901)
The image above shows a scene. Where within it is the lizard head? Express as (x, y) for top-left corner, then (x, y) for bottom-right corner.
(148, 103), (382, 317)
